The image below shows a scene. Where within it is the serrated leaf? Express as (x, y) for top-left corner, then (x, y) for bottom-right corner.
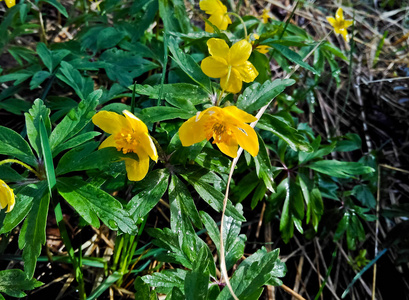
(56, 61), (94, 101)
(0, 269), (43, 298)
(184, 176), (245, 222)
(52, 131), (101, 157)
(127, 169), (169, 221)
(0, 182), (47, 234)
(0, 126), (37, 168)
(49, 89), (100, 152)
(39, 116), (56, 193)
(200, 206), (246, 271)
(142, 269), (187, 295)
(24, 99), (51, 158)
(184, 246), (210, 300)
(308, 160), (375, 179)
(97, 27), (125, 51)
(352, 184), (376, 209)
(237, 79), (295, 113)
(18, 191), (50, 278)
(216, 247), (286, 300)
(258, 114), (312, 152)
(29, 70), (51, 90)
(168, 175), (202, 229)
(57, 177), (137, 234)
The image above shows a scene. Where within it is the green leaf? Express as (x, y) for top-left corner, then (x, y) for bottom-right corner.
(52, 131), (101, 157)
(57, 177), (137, 234)
(131, 83), (209, 106)
(0, 65), (41, 86)
(127, 169), (170, 221)
(321, 42), (347, 60)
(0, 126), (37, 167)
(49, 89), (100, 153)
(333, 133), (362, 152)
(184, 246), (210, 300)
(308, 188), (324, 231)
(97, 27), (125, 51)
(39, 116), (56, 193)
(237, 79), (295, 113)
(40, 0), (68, 17)
(168, 175), (202, 229)
(18, 191), (50, 278)
(258, 114), (312, 152)
(298, 136), (336, 164)
(216, 248), (286, 299)
(56, 61), (94, 101)
(0, 269), (43, 298)
(36, 43), (52, 72)
(168, 36), (212, 93)
(184, 175), (245, 222)
(352, 184), (376, 209)
(134, 277), (157, 300)
(271, 44), (318, 74)
(141, 106), (194, 123)
(142, 269), (187, 294)
(279, 177), (304, 243)
(87, 271), (122, 300)
(29, 70), (51, 90)
(254, 135), (275, 193)
(24, 98), (51, 158)
(193, 147), (231, 174)
(0, 165), (24, 182)
(0, 182), (47, 234)
(201, 206), (246, 271)
(308, 160), (375, 179)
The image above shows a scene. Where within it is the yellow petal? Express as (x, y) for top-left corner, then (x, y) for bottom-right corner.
(124, 157), (150, 181)
(178, 114), (208, 146)
(223, 106), (257, 123)
(92, 111), (129, 134)
(216, 140), (239, 158)
(0, 180), (15, 213)
(220, 68), (242, 94)
(207, 38), (230, 60)
(122, 110), (148, 133)
(205, 20), (215, 33)
(5, 0), (15, 8)
(232, 124), (259, 157)
(234, 61), (259, 83)
(139, 133), (158, 162)
(201, 56), (228, 78)
(336, 7), (344, 21)
(326, 16), (336, 26)
(344, 20), (353, 28)
(200, 0), (225, 15)
(99, 134), (117, 149)
(229, 40), (252, 66)
(208, 13), (231, 31)
(256, 45), (270, 54)
(340, 29), (349, 42)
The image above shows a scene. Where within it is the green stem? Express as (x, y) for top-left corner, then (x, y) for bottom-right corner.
(228, 12), (247, 39)
(53, 199), (85, 300)
(0, 159), (41, 178)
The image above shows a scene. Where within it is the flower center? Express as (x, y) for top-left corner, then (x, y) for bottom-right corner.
(205, 120), (233, 144)
(114, 130), (139, 154)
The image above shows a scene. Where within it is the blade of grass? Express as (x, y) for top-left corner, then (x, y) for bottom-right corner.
(341, 248), (388, 299)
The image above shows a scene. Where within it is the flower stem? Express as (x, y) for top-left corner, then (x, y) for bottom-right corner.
(228, 12), (247, 40)
(0, 159), (41, 178)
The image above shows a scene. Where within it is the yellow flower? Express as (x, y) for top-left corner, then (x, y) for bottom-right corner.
(200, 0), (232, 33)
(201, 38), (259, 94)
(92, 110), (158, 181)
(179, 106), (259, 158)
(0, 180), (15, 213)
(326, 8), (353, 42)
(0, 0), (15, 8)
(251, 34), (271, 54)
(261, 9), (270, 24)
